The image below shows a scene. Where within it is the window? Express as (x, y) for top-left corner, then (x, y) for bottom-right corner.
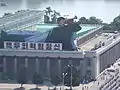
(86, 70), (91, 76)
(87, 59), (91, 66)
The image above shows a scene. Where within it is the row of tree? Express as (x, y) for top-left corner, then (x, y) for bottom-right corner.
(79, 15), (120, 32)
(17, 67), (43, 89)
(78, 16), (103, 24)
(17, 65), (81, 89)
(44, 7), (120, 32)
(103, 15), (120, 31)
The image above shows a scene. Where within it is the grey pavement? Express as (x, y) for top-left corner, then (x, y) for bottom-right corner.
(0, 83), (99, 90)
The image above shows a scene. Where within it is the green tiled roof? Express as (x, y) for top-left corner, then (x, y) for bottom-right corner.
(36, 24), (97, 37)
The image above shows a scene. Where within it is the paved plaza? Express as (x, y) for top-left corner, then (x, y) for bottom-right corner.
(0, 83), (99, 90)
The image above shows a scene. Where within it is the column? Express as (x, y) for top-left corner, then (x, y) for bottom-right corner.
(80, 60), (84, 77)
(69, 58), (72, 65)
(3, 57), (6, 73)
(79, 59), (81, 68)
(79, 59), (81, 76)
(14, 57), (17, 74)
(25, 57), (28, 68)
(58, 59), (61, 77)
(96, 55), (100, 77)
(36, 58), (39, 73)
(47, 58), (50, 78)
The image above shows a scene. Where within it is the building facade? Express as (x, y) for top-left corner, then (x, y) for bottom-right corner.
(0, 48), (97, 80)
(1, 33), (120, 81)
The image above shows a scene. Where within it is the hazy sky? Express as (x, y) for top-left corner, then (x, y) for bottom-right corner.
(1, 0), (120, 23)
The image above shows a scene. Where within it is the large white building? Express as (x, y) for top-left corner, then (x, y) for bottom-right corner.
(0, 10), (120, 83)
(1, 31), (120, 81)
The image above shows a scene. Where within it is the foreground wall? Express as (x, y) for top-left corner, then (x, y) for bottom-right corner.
(0, 49), (96, 80)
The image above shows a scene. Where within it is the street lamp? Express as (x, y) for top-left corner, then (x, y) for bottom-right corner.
(68, 65), (73, 90)
(62, 72), (67, 90)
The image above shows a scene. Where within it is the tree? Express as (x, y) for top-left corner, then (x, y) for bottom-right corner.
(50, 74), (61, 88)
(17, 67), (28, 88)
(88, 16), (103, 24)
(51, 14), (57, 24)
(51, 10), (60, 24)
(46, 7), (53, 15)
(79, 17), (88, 24)
(32, 72), (43, 89)
(110, 15), (120, 31)
(103, 15), (120, 31)
(79, 16), (103, 24)
(44, 15), (50, 23)
(64, 66), (80, 87)
(102, 23), (112, 31)
(44, 7), (60, 24)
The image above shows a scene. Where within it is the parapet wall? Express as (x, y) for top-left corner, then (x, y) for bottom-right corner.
(77, 25), (103, 46)
(96, 34), (120, 73)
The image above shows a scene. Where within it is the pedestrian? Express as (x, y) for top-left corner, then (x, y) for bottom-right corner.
(98, 81), (99, 85)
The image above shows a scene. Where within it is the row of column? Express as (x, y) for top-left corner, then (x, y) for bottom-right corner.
(2, 57), (33, 74)
(2, 57), (80, 78)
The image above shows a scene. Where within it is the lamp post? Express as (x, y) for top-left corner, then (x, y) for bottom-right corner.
(62, 72), (67, 90)
(68, 65), (73, 90)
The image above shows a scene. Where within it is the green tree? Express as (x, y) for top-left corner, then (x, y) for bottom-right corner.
(110, 15), (120, 31)
(44, 15), (50, 23)
(50, 74), (61, 87)
(64, 65), (80, 87)
(32, 72), (43, 89)
(103, 15), (120, 31)
(88, 16), (103, 24)
(102, 23), (112, 31)
(17, 67), (28, 88)
(79, 17), (88, 24)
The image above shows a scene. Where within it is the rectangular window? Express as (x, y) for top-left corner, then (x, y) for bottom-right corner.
(86, 57), (92, 66)
(87, 60), (91, 66)
(86, 70), (91, 76)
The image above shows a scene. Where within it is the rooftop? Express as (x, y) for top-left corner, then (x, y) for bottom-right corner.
(78, 33), (118, 51)
(24, 24), (99, 37)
